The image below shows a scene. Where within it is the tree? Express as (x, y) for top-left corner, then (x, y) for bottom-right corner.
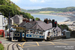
(0, 0), (6, 5)
(35, 17), (40, 21)
(0, 0), (34, 19)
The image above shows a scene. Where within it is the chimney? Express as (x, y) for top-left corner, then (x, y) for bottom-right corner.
(23, 18), (26, 22)
(49, 19), (51, 23)
(44, 18), (49, 24)
(32, 19), (35, 21)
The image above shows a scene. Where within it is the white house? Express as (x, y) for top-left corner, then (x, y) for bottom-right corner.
(0, 13), (8, 30)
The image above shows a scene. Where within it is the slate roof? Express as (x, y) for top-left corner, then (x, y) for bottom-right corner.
(19, 22), (34, 29)
(31, 21), (52, 31)
(19, 21), (52, 31)
(54, 26), (61, 32)
(19, 22), (26, 27)
(23, 22), (33, 29)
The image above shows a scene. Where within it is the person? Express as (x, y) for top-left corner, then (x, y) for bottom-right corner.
(48, 32), (50, 36)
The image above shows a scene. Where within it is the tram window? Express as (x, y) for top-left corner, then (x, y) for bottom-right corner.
(30, 31), (33, 33)
(36, 32), (38, 34)
(30, 30), (33, 33)
(33, 32), (35, 34)
(40, 32), (42, 34)
(26, 30), (29, 33)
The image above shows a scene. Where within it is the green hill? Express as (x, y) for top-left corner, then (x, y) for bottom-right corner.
(0, 0), (34, 19)
(24, 7), (75, 14)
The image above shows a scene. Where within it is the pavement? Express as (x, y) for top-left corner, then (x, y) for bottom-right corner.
(0, 37), (75, 50)
(52, 38), (75, 42)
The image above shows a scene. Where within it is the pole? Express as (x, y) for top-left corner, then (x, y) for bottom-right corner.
(9, 12), (10, 38)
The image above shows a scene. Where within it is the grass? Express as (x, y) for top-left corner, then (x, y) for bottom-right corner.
(0, 35), (2, 37)
(0, 44), (4, 50)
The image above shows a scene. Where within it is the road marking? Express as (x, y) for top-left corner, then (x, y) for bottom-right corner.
(18, 42), (68, 48)
(49, 42), (55, 45)
(22, 42), (26, 48)
(36, 42), (39, 46)
(54, 42), (68, 45)
(18, 44), (22, 47)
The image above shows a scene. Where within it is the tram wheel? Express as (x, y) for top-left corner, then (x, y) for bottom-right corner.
(18, 39), (21, 42)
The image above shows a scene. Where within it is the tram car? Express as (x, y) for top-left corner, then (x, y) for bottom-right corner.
(12, 27), (45, 41)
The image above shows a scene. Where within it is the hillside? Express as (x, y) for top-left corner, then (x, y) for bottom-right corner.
(23, 7), (75, 14)
(0, 0), (34, 19)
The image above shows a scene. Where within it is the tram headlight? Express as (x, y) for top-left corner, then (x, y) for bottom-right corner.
(17, 33), (20, 37)
(14, 33), (20, 37)
(14, 33), (16, 37)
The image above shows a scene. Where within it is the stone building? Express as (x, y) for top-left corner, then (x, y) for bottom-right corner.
(10, 15), (23, 25)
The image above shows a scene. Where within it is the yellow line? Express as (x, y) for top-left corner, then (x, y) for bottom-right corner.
(49, 42), (55, 45)
(36, 42), (39, 46)
(18, 44), (22, 47)
(22, 42), (26, 48)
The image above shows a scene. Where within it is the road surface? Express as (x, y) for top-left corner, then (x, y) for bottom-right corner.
(0, 38), (75, 50)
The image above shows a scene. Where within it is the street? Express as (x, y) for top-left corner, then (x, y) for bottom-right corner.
(18, 41), (75, 50)
(0, 38), (75, 50)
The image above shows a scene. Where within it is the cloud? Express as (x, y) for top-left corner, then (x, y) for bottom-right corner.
(41, 0), (45, 3)
(30, 0), (38, 2)
(30, 0), (45, 3)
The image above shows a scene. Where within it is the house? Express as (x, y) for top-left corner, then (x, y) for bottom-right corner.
(19, 20), (62, 40)
(0, 13), (8, 30)
(31, 21), (52, 31)
(10, 15), (23, 25)
(54, 26), (62, 36)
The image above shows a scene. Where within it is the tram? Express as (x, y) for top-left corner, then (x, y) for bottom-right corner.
(10, 27), (65, 41)
(11, 27), (45, 41)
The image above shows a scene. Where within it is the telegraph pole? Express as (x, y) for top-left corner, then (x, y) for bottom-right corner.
(8, 12), (10, 38)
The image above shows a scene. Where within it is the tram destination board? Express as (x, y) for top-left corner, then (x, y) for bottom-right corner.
(25, 34), (44, 39)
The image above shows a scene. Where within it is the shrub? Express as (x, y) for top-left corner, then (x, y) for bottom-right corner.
(0, 41), (4, 50)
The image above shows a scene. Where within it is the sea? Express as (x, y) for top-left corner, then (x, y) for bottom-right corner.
(31, 14), (69, 23)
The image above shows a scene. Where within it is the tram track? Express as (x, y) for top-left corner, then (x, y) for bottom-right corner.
(7, 43), (21, 50)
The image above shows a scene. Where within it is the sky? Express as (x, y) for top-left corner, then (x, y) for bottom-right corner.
(10, 0), (75, 10)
